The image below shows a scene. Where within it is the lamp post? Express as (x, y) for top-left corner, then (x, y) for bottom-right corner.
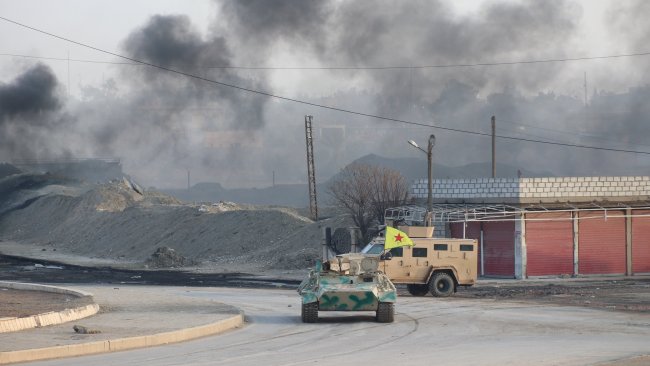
(408, 134), (436, 214)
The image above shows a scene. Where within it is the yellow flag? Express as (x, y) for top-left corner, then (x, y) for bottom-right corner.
(384, 226), (414, 250)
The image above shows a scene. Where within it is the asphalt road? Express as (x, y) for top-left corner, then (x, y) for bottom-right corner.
(22, 286), (650, 366)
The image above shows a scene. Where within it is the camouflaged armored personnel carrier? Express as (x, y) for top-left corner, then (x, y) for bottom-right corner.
(298, 254), (397, 323)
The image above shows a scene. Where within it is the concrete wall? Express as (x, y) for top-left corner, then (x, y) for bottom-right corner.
(520, 176), (650, 202)
(412, 176), (650, 203)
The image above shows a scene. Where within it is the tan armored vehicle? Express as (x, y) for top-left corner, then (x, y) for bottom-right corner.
(362, 206), (478, 297)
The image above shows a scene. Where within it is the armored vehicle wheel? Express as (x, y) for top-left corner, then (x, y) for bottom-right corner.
(429, 272), (455, 297)
(406, 284), (429, 296)
(376, 302), (394, 323)
(302, 302), (318, 323)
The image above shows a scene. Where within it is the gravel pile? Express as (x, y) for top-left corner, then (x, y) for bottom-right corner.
(0, 174), (353, 271)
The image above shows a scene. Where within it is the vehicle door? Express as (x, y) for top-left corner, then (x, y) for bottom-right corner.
(381, 246), (411, 282)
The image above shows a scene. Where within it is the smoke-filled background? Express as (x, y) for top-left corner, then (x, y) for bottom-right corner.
(1, 0), (649, 188)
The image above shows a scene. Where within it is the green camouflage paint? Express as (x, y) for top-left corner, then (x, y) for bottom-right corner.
(298, 254), (397, 312)
(349, 292), (376, 310)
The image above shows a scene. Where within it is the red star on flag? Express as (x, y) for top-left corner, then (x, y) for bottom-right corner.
(394, 233), (403, 242)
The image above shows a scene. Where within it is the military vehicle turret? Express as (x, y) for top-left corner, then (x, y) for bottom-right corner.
(298, 254), (397, 323)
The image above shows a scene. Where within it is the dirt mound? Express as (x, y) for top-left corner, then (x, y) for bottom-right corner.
(145, 246), (197, 268)
(81, 180), (143, 212)
(142, 190), (183, 206)
(0, 173), (84, 216)
(0, 174), (354, 271)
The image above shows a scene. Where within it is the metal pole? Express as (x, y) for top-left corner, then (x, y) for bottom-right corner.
(322, 227), (331, 262)
(463, 213), (467, 238)
(491, 116), (496, 178)
(349, 227), (358, 253)
(67, 50), (70, 98)
(427, 134), (435, 213)
(480, 225), (485, 276)
(573, 211), (579, 276)
(626, 208), (632, 276)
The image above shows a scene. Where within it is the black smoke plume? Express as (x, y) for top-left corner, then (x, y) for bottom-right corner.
(0, 64), (68, 160)
(0, 63), (60, 123)
(6, 1), (650, 189)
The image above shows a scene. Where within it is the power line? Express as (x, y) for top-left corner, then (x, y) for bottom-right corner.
(7, 49), (648, 150)
(207, 52), (650, 70)
(0, 53), (139, 65)
(2, 49), (650, 70)
(499, 119), (650, 150)
(2, 15), (650, 156)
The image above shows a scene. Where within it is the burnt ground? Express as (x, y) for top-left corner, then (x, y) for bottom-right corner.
(0, 254), (301, 288)
(452, 278), (650, 312)
(0, 254), (301, 318)
(2, 254), (650, 316)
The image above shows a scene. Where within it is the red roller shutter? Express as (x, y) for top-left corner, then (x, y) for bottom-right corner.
(450, 222), (482, 274)
(483, 220), (515, 277)
(526, 212), (574, 276)
(450, 222), (463, 239)
(578, 210), (626, 275)
(632, 210), (650, 274)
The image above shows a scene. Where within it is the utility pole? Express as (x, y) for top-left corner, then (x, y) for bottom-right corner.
(427, 134), (435, 214)
(408, 135), (435, 222)
(584, 71), (588, 107)
(491, 115), (496, 178)
(67, 51), (70, 98)
(305, 115), (318, 221)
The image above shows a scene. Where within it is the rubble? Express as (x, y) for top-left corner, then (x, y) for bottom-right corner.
(145, 246), (197, 268)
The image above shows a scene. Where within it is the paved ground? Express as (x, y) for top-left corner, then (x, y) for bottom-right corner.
(3, 254), (650, 314)
(3, 255), (650, 365)
(11, 286), (650, 366)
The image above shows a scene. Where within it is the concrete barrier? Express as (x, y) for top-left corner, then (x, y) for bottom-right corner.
(0, 281), (99, 333)
(0, 312), (244, 364)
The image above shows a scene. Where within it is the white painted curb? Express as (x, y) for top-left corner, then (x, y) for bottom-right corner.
(0, 281), (99, 334)
(0, 312), (244, 365)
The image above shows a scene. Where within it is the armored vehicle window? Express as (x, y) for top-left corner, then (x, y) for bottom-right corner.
(412, 247), (427, 257)
(460, 244), (474, 251)
(434, 244), (448, 251)
(390, 247), (403, 257)
(365, 244), (385, 254)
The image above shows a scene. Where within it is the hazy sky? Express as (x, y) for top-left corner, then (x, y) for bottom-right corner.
(1, 0), (649, 188)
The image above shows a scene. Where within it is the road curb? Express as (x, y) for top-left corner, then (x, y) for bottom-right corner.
(0, 281), (99, 334)
(0, 312), (244, 364)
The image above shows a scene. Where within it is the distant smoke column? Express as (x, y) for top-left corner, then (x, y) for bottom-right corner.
(0, 63), (64, 160)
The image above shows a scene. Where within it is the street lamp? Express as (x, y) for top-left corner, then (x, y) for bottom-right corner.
(408, 134), (435, 215)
